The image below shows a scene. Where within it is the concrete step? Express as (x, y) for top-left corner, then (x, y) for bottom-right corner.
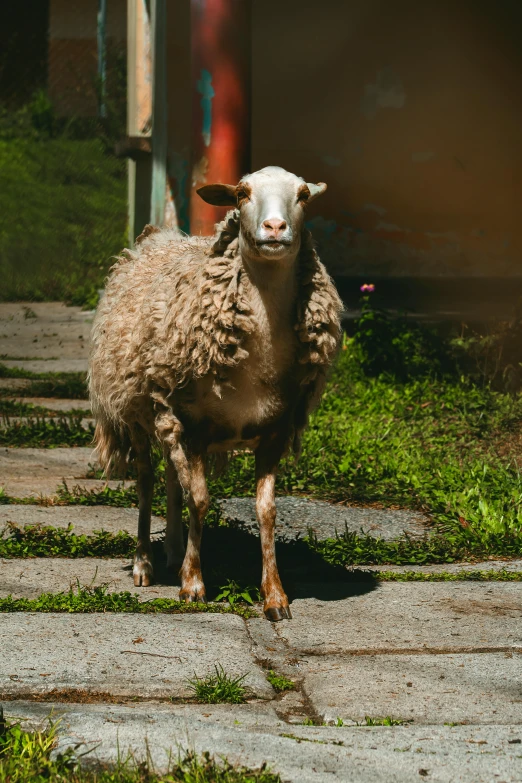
(0, 558), (178, 600)
(0, 505), (162, 537)
(220, 496), (430, 540)
(303, 651), (522, 726)
(0, 613), (274, 701)
(6, 397), (91, 412)
(0, 447), (129, 498)
(0, 302), (91, 364)
(2, 555), (521, 603)
(4, 701), (522, 782)
(279, 582), (522, 654)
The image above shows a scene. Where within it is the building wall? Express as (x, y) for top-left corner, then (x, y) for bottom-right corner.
(48, 0), (126, 116)
(251, 0), (522, 277)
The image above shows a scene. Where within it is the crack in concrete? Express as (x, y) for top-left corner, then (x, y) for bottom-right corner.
(299, 645), (522, 657)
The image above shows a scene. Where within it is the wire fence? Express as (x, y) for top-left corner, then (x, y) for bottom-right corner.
(0, 0), (128, 306)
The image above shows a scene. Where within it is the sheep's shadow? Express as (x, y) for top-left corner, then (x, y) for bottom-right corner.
(149, 523), (377, 602)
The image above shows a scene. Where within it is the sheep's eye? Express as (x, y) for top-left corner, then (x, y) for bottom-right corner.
(236, 189), (249, 204)
(298, 187), (310, 203)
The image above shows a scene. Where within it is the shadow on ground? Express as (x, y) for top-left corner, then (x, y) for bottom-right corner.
(146, 523), (378, 602)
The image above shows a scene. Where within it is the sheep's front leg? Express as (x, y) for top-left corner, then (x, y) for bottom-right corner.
(164, 457), (186, 571)
(132, 428), (155, 587)
(255, 445), (291, 621)
(179, 453), (209, 602)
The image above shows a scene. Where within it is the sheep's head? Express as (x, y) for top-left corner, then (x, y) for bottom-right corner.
(197, 166), (326, 264)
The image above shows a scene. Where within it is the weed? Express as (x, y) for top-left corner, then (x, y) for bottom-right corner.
(362, 716), (407, 726)
(0, 366), (87, 398)
(0, 523), (136, 559)
(302, 718), (315, 726)
(0, 712), (281, 782)
(266, 671), (295, 693)
(375, 569), (522, 582)
(0, 416), (93, 447)
(335, 717), (344, 727)
(0, 584), (256, 619)
(215, 579), (261, 607)
(188, 665), (248, 704)
(0, 400), (91, 417)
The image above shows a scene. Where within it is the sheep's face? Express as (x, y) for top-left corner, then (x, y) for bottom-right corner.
(197, 166), (327, 263)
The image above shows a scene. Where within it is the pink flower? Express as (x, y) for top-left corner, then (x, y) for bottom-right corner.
(360, 283), (375, 293)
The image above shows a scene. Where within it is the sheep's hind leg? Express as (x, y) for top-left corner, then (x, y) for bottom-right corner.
(131, 426), (155, 587)
(256, 443), (291, 621)
(164, 457), (186, 571)
(156, 410), (208, 602)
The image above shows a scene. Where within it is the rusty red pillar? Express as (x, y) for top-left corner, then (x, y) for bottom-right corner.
(190, 0), (251, 235)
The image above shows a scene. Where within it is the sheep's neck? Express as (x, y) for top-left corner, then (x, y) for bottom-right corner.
(241, 254), (298, 329)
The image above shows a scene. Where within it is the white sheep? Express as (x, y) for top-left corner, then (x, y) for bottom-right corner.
(89, 166), (342, 620)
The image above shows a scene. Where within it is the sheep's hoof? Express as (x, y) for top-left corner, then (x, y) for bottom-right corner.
(264, 605), (292, 622)
(133, 558), (154, 587)
(179, 590), (207, 604)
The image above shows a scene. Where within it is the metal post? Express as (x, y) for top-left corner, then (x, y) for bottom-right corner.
(190, 0), (252, 235)
(97, 0), (107, 118)
(150, 0), (168, 227)
(126, 0), (153, 243)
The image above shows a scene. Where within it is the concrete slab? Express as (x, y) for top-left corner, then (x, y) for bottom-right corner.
(1, 359), (88, 374)
(5, 702), (522, 782)
(0, 302), (91, 363)
(220, 497), (429, 540)
(9, 397), (91, 413)
(0, 506), (162, 536)
(0, 378), (32, 391)
(278, 583), (522, 654)
(0, 558), (182, 600)
(302, 652), (522, 726)
(0, 613), (273, 700)
(0, 447), (129, 498)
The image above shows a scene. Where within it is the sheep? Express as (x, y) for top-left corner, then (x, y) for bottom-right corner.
(88, 166), (343, 621)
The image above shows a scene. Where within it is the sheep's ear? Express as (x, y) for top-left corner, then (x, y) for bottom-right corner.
(196, 183), (237, 206)
(306, 182), (327, 202)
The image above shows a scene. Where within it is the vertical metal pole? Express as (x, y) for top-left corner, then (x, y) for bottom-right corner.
(97, 0), (107, 118)
(127, 0), (153, 243)
(150, 0), (167, 227)
(190, 0), (252, 235)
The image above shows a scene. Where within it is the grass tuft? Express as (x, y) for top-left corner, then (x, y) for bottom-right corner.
(361, 716), (408, 726)
(188, 665), (249, 704)
(0, 711), (281, 782)
(266, 671), (296, 693)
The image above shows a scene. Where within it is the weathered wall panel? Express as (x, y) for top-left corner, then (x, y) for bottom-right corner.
(251, 0), (522, 277)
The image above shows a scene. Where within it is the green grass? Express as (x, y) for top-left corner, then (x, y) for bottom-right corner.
(0, 366), (87, 398)
(188, 665), (248, 704)
(266, 671), (295, 693)
(361, 716), (408, 727)
(0, 400), (90, 416)
(0, 524), (135, 558)
(0, 416), (93, 447)
(0, 584), (255, 619)
(0, 137), (126, 306)
(375, 568), (522, 581)
(0, 712), (280, 783)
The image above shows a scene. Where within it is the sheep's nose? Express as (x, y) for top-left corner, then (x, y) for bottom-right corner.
(263, 217), (287, 235)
